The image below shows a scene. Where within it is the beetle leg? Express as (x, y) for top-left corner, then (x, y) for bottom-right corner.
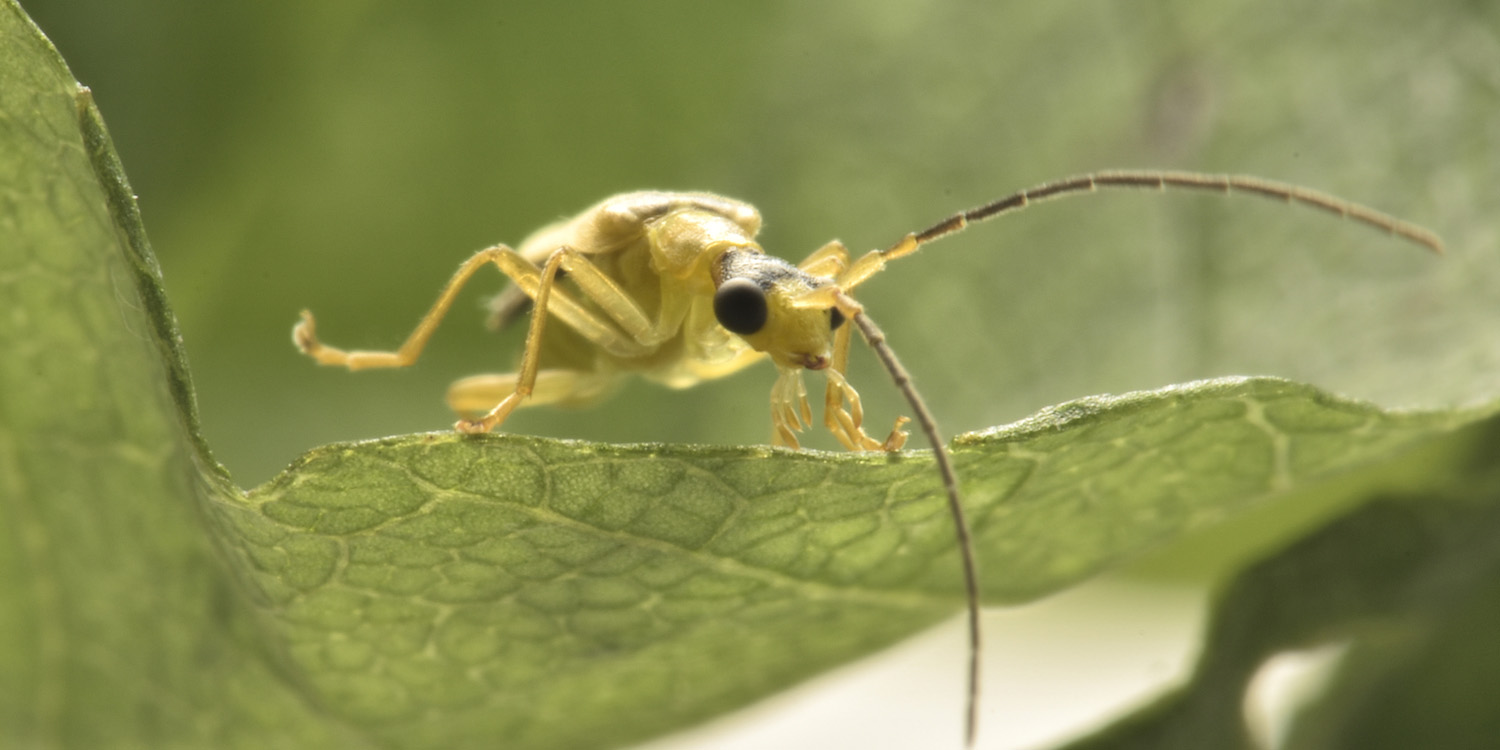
(797, 239), (852, 278)
(293, 246), (512, 371)
(447, 369), (617, 415)
(455, 250), (571, 433)
(824, 366), (909, 452)
(294, 244), (656, 374)
(769, 368), (813, 449)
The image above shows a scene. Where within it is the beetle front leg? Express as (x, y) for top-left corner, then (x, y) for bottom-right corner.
(769, 368), (813, 449)
(823, 367), (908, 452)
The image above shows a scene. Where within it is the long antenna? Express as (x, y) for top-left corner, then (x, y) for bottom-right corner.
(910, 170), (1444, 252)
(912, 168), (1440, 250)
(842, 296), (982, 748)
(838, 170), (1442, 292)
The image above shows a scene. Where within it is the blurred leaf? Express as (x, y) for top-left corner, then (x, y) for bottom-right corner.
(1054, 420), (1500, 750)
(1286, 525), (1500, 750)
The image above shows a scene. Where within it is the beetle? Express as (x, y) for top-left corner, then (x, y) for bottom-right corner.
(293, 171), (1440, 747)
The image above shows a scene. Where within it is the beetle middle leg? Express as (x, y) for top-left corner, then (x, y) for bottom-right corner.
(454, 246), (694, 433)
(451, 250), (571, 433)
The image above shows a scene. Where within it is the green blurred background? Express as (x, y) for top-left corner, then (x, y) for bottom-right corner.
(22, 0), (1496, 488)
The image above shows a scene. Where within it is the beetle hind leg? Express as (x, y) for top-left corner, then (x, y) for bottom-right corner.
(447, 370), (617, 416)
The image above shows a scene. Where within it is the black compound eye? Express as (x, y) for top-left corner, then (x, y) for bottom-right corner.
(829, 307), (846, 331)
(714, 278), (768, 335)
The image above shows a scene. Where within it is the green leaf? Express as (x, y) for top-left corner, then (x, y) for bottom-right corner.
(0, 2), (363, 748)
(5, 1), (1499, 749)
(210, 379), (1487, 749)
